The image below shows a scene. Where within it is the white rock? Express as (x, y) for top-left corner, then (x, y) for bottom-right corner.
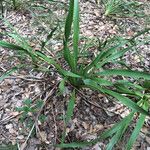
(6, 124), (13, 129)
(17, 135), (24, 140)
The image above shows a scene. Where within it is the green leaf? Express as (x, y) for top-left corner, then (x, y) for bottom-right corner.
(91, 78), (113, 86)
(23, 99), (32, 106)
(106, 129), (123, 150)
(64, 0), (74, 42)
(35, 51), (81, 78)
(62, 70), (81, 78)
(16, 107), (24, 112)
(35, 51), (63, 73)
(63, 0), (75, 70)
(101, 88), (149, 116)
(96, 45), (133, 68)
(65, 91), (75, 124)
(61, 91), (76, 144)
(41, 26), (58, 49)
(0, 41), (36, 61)
(96, 69), (150, 80)
(8, 33), (32, 51)
(126, 101), (148, 150)
(35, 100), (43, 109)
(59, 79), (65, 94)
(84, 40), (128, 73)
(63, 45), (75, 71)
(84, 79), (149, 116)
(0, 41), (25, 50)
(0, 67), (18, 82)
(56, 112), (134, 149)
(106, 112), (134, 150)
(73, 0), (79, 70)
(84, 28), (150, 73)
(143, 80), (150, 89)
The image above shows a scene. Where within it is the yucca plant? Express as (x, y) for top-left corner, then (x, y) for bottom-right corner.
(0, 0), (150, 149)
(102, 0), (143, 17)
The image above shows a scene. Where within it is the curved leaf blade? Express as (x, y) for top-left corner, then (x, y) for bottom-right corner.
(96, 69), (150, 80)
(126, 102), (148, 150)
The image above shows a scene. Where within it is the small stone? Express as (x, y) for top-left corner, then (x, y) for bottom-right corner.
(146, 136), (150, 145)
(82, 122), (89, 130)
(9, 128), (17, 135)
(17, 135), (24, 140)
(6, 124), (13, 129)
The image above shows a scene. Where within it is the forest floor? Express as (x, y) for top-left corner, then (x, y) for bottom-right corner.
(0, 0), (150, 150)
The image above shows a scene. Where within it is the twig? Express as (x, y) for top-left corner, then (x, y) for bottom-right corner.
(17, 142), (21, 150)
(3, 84), (57, 150)
(68, 82), (107, 110)
(20, 123), (35, 150)
(0, 84), (54, 124)
(0, 112), (21, 124)
(52, 104), (57, 143)
(4, 75), (45, 82)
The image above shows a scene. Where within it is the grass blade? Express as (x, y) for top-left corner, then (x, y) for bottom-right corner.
(84, 79), (149, 116)
(65, 91), (75, 124)
(56, 112), (134, 148)
(63, 0), (76, 71)
(96, 69), (150, 80)
(0, 41), (26, 50)
(73, 0), (79, 70)
(0, 67), (18, 82)
(84, 40), (128, 73)
(106, 112), (133, 150)
(35, 51), (81, 78)
(61, 91), (76, 143)
(0, 41), (37, 61)
(64, 0), (74, 42)
(41, 26), (57, 49)
(101, 88), (149, 116)
(126, 101), (148, 150)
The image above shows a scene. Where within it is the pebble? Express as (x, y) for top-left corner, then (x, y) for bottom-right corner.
(5, 124), (13, 129)
(17, 135), (24, 140)
(9, 128), (17, 135)
(146, 136), (150, 145)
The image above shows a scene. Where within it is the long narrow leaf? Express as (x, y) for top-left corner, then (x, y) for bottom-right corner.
(126, 101), (148, 150)
(61, 91), (76, 144)
(35, 51), (81, 78)
(84, 40), (128, 73)
(63, 0), (76, 71)
(41, 26), (57, 49)
(0, 67), (18, 82)
(64, 0), (74, 42)
(65, 91), (75, 124)
(96, 69), (150, 80)
(73, 0), (79, 70)
(101, 88), (149, 116)
(106, 112), (134, 150)
(0, 41), (26, 50)
(84, 79), (149, 116)
(56, 112), (134, 148)
(0, 41), (36, 61)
